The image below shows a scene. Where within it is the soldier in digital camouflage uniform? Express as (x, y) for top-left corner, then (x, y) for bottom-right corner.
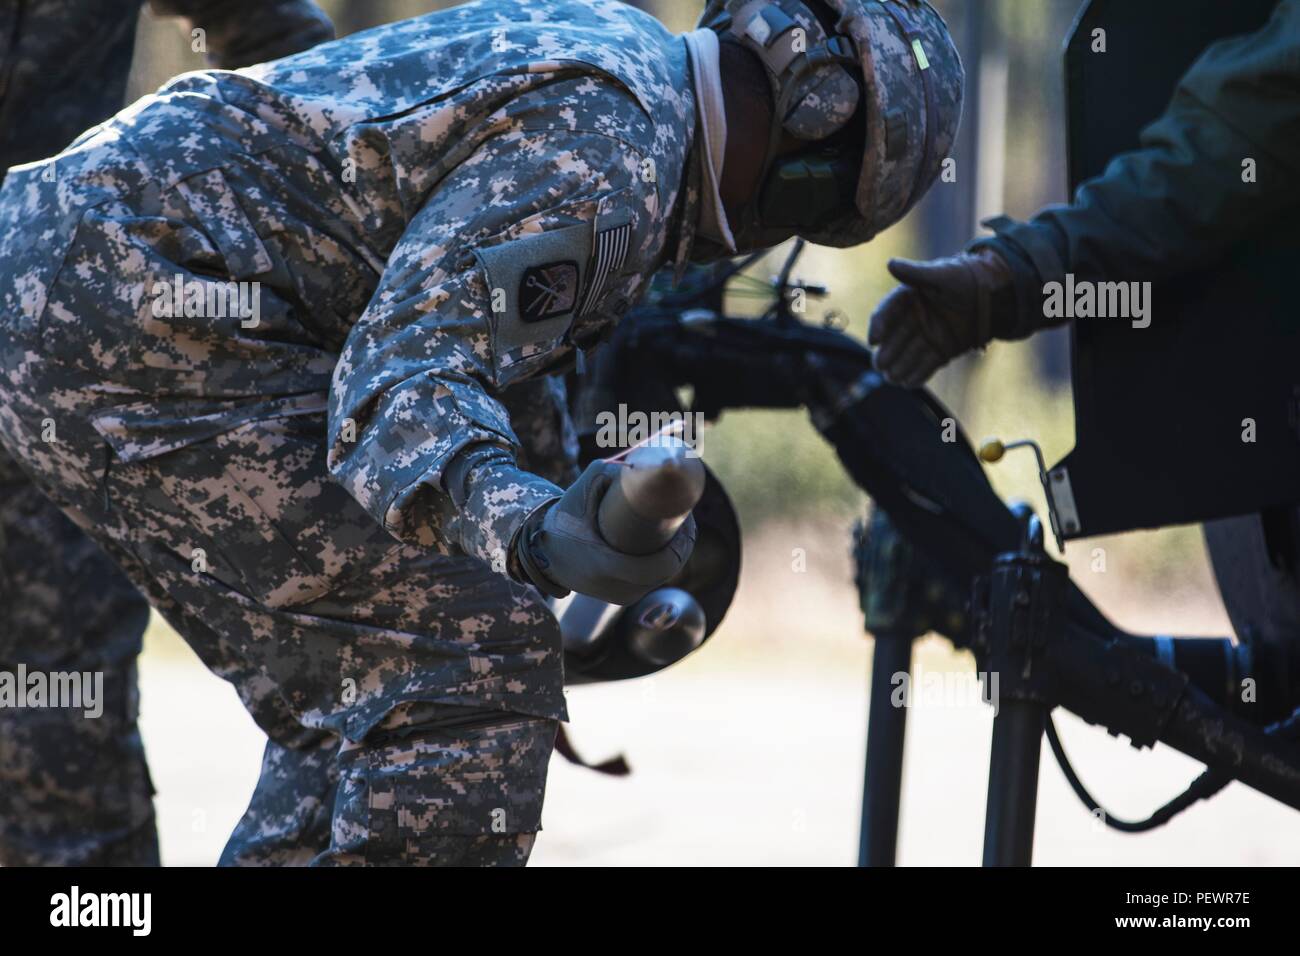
(0, 0), (334, 867)
(0, 0), (962, 865)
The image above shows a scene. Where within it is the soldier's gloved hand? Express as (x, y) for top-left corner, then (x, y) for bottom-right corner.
(513, 460), (696, 606)
(867, 249), (1015, 388)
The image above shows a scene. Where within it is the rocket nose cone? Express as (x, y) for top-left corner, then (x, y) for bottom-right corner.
(626, 587), (707, 666)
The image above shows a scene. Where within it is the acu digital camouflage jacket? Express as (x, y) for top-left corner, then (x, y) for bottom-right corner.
(0, 0), (705, 570)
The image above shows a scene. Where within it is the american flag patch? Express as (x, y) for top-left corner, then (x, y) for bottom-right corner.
(579, 221), (632, 316)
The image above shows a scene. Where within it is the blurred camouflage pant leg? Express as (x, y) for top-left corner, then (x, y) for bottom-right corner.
(0, 448), (158, 866)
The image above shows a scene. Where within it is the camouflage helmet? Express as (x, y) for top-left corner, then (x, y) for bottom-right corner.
(700, 0), (864, 143)
(701, 0), (964, 247)
(824, 0), (964, 244)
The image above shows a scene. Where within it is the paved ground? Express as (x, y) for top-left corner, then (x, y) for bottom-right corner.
(138, 603), (1299, 867)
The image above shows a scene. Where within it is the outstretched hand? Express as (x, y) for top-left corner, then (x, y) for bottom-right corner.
(867, 249), (1014, 388)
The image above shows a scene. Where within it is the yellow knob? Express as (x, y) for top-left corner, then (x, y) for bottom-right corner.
(978, 438), (1005, 463)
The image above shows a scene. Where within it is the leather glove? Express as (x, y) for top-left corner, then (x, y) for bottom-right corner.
(867, 249), (1015, 388)
(514, 460), (696, 606)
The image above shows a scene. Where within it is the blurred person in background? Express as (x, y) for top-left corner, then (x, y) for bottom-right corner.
(868, 1), (1300, 693)
(0, 0), (961, 864)
(0, 0), (334, 867)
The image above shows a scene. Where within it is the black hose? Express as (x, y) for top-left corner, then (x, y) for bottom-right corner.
(1045, 714), (1222, 832)
(1046, 705), (1300, 832)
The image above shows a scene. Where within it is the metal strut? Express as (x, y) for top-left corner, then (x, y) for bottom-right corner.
(971, 509), (1069, 866)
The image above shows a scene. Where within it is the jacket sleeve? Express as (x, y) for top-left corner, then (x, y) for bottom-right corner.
(973, 0), (1300, 336)
(148, 0), (334, 69)
(499, 375), (582, 489)
(328, 127), (656, 568)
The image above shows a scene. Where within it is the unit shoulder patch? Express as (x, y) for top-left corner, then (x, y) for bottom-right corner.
(520, 260), (580, 323)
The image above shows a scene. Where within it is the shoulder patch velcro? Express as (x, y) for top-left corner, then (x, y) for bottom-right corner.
(474, 222), (591, 354)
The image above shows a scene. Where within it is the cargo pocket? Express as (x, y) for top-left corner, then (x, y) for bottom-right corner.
(341, 713), (556, 865)
(106, 435), (322, 609)
(37, 168), (276, 379)
(117, 167), (280, 377)
(96, 411), (401, 610)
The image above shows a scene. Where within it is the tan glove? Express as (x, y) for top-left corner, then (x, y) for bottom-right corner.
(867, 249), (1015, 388)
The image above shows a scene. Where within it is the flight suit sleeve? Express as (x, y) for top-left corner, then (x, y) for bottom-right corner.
(972, 0), (1300, 338)
(148, 0), (334, 69)
(328, 127), (657, 569)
